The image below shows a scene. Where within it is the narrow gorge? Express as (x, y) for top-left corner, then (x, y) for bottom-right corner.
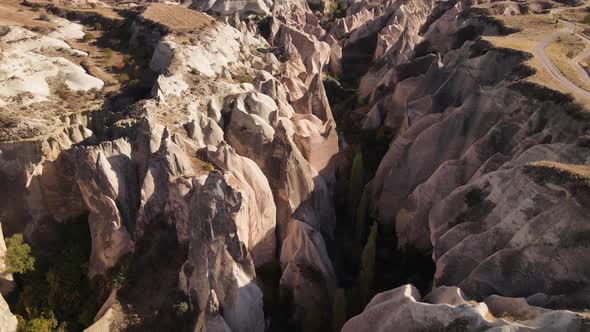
(0, 0), (589, 331)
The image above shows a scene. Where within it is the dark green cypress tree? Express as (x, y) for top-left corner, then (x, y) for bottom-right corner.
(359, 222), (378, 305)
(332, 288), (348, 332)
(348, 150), (365, 223)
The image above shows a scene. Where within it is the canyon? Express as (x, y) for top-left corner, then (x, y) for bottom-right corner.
(0, 0), (589, 331)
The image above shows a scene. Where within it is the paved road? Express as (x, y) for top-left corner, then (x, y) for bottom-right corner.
(531, 7), (590, 98)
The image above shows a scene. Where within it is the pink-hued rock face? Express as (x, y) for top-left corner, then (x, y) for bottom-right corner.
(2, 0), (590, 331)
(343, 284), (590, 332)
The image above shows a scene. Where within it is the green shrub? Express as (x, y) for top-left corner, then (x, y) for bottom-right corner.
(93, 22), (103, 31)
(136, 47), (148, 60)
(359, 222), (378, 304)
(278, 53), (292, 63)
(17, 312), (65, 332)
(116, 73), (130, 83)
(76, 302), (98, 327)
(173, 301), (189, 317)
(236, 74), (254, 84)
(14, 221), (97, 331)
(347, 150), (365, 224)
(31, 3), (41, 12)
(103, 48), (114, 60)
(464, 188), (484, 207)
(202, 163), (214, 173)
(355, 190), (369, 241)
(82, 33), (95, 42)
(4, 234), (35, 274)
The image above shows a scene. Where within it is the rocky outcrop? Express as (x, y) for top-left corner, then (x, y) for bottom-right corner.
(431, 157), (590, 305)
(75, 140), (136, 277)
(191, 0), (273, 16)
(366, 40), (590, 306)
(0, 293), (17, 332)
(279, 218), (337, 330)
(9, 0), (590, 331)
(0, 224), (15, 295)
(179, 171), (264, 332)
(341, 0), (590, 327)
(0, 3), (340, 329)
(342, 284), (590, 331)
(0, 26), (102, 107)
(208, 143), (276, 267)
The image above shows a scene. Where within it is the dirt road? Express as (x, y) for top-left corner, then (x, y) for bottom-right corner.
(532, 18), (590, 98)
(532, 6), (590, 98)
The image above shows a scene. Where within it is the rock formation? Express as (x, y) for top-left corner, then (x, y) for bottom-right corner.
(1, 0), (589, 330)
(0, 293), (17, 332)
(343, 284), (590, 332)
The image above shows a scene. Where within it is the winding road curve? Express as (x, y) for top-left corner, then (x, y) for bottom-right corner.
(531, 7), (590, 98)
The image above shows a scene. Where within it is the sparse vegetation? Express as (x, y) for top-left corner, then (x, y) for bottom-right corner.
(332, 288), (347, 332)
(82, 32), (95, 42)
(359, 222), (378, 304)
(202, 163), (215, 173)
(236, 74), (255, 84)
(278, 52), (292, 63)
(93, 22), (103, 31)
(4, 234), (35, 274)
(116, 72), (130, 83)
(39, 13), (49, 22)
(355, 190), (369, 242)
(13, 221), (99, 331)
(17, 312), (65, 332)
(173, 301), (189, 317)
(31, 3), (41, 12)
(321, 1), (349, 30)
(104, 48), (114, 58)
(465, 188), (484, 207)
(347, 150), (365, 224)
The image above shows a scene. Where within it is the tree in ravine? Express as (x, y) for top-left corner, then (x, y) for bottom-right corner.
(359, 222), (378, 305)
(332, 288), (348, 332)
(355, 190), (369, 242)
(348, 150), (365, 224)
(4, 234), (35, 274)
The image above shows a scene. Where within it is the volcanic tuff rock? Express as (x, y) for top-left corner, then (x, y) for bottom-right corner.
(0, 293), (17, 332)
(342, 284), (590, 332)
(328, 0), (590, 325)
(178, 171), (263, 332)
(2, 0), (590, 330)
(365, 36), (590, 306)
(1, 1), (343, 329)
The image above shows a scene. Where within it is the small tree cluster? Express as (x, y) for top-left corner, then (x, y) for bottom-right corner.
(82, 33), (95, 42)
(173, 301), (189, 317)
(17, 311), (66, 332)
(4, 234), (35, 274)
